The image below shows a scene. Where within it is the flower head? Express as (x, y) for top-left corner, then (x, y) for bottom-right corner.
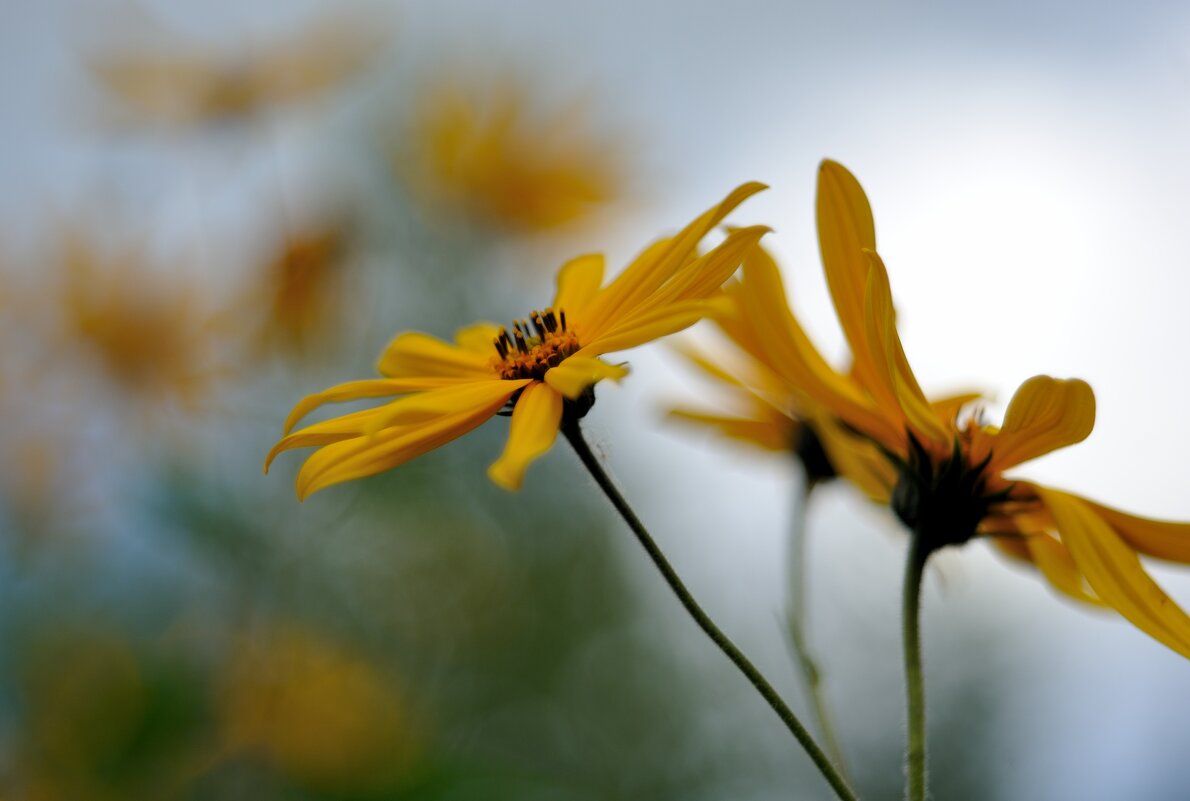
(89, 10), (388, 129)
(248, 223), (352, 358)
(760, 159), (1190, 659)
(56, 232), (221, 410)
(267, 184), (767, 497)
(396, 74), (626, 232)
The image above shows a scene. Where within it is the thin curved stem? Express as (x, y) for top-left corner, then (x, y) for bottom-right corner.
(785, 476), (850, 780)
(902, 534), (930, 801)
(562, 420), (859, 801)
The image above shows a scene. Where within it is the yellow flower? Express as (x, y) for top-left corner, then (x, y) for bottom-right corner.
(267, 184), (767, 497)
(396, 74), (625, 232)
(89, 10), (388, 128)
(775, 159), (1190, 659)
(219, 625), (418, 791)
(57, 232), (220, 409)
(249, 224), (351, 358)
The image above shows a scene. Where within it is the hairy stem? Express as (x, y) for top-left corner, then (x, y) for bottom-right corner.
(902, 534), (930, 801)
(562, 420), (859, 801)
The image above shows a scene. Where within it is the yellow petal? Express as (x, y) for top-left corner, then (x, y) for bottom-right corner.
(817, 159), (883, 396)
(729, 244), (901, 448)
(579, 182), (766, 339)
(1038, 486), (1190, 660)
(990, 376), (1095, 471)
(575, 299), (721, 358)
(295, 399), (506, 499)
(542, 357), (629, 399)
(552, 253), (604, 318)
(363, 379), (530, 433)
(487, 382), (564, 491)
(931, 392), (982, 424)
(454, 322), (505, 354)
(813, 415), (897, 503)
(990, 533), (1102, 607)
(862, 250), (948, 444)
(283, 377), (468, 434)
(267, 407), (389, 471)
(667, 408), (795, 452)
(635, 225), (769, 311)
(1081, 497), (1190, 565)
(376, 331), (493, 378)
(1025, 533), (1106, 608)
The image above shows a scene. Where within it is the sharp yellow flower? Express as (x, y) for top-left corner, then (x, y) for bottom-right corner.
(395, 74), (626, 232)
(267, 184), (768, 497)
(89, 10), (388, 128)
(781, 159), (1190, 659)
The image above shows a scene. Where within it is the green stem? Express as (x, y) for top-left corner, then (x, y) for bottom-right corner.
(902, 534), (930, 801)
(562, 420), (859, 801)
(785, 476), (850, 781)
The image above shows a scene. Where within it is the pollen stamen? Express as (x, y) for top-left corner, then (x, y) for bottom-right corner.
(492, 307), (579, 380)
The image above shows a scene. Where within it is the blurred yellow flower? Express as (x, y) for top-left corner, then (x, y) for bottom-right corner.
(268, 183), (767, 497)
(780, 159), (1190, 659)
(397, 75), (626, 232)
(248, 224), (352, 358)
(57, 233), (220, 409)
(220, 625), (417, 791)
(89, 10), (388, 128)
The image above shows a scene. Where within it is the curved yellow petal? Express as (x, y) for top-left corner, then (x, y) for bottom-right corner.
(633, 225), (769, 312)
(1026, 533), (1106, 608)
(295, 399), (507, 499)
(454, 322), (505, 354)
(817, 159), (882, 395)
(1081, 498), (1190, 565)
(552, 253), (604, 318)
(1038, 487), (1190, 660)
(542, 356), (628, 399)
(862, 250), (948, 444)
(813, 415), (897, 503)
(364, 379), (530, 433)
(667, 408), (796, 453)
(724, 244), (901, 448)
(282, 377), (469, 434)
(579, 182), (766, 339)
(487, 382), (564, 491)
(576, 297), (723, 359)
(267, 407), (389, 471)
(989, 376), (1095, 471)
(376, 331), (493, 378)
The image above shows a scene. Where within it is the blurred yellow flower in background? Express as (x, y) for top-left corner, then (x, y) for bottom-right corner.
(57, 232), (222, 410)
(219, 625), (418, 792)
(246, 222), (353, 359)
(89, 9), (389, 129)
(396, 74), (627, 232)
(775, 159), (1190, 659)
(268, 183), (767, 497)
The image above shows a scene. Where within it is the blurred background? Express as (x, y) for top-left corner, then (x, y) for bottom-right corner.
(3, 1), (1190, 799)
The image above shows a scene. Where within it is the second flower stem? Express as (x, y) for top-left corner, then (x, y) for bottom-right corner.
(902, 534), (929, 801)
(785, 477), (849, 780)
(562, 420), (858, 801)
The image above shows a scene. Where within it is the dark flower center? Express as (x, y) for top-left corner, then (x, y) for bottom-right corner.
(492, 307), (580, 381)
(889, 431), (1011, 555)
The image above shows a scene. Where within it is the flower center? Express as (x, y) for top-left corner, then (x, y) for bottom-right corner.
(889, 431), (1012, 554)
(492, 307), (580, 380)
